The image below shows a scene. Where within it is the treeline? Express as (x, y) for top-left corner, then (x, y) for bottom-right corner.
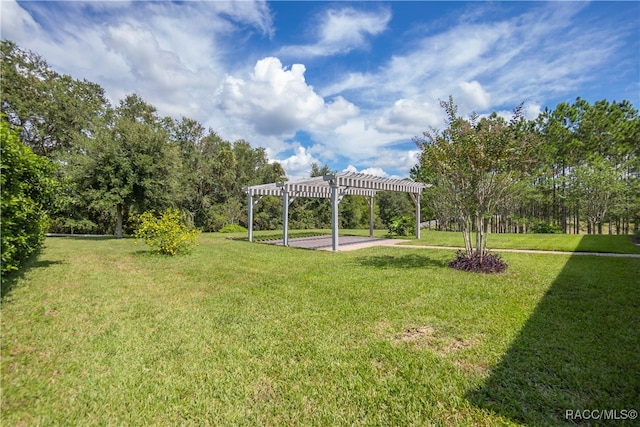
(414, 98), (640, 235)
(2, 40), (638, 237)
(1, 40), (284, 235)
(1, 40), (404, 235)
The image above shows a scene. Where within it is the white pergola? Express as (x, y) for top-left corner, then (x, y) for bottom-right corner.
(243, 171), (429, 251)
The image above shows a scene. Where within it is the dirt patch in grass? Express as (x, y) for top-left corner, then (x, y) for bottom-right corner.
(394, 326), (436, 342)
(251, 378), (278, 404)
(394, 328), (487, 378)
(393, 326), (477, 356)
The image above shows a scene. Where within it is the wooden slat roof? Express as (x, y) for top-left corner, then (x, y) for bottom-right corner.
(244, 171), (428, 197)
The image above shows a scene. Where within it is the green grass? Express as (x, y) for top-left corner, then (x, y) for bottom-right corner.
(407, 230), (640, 254)
(2, 234), (639, 425)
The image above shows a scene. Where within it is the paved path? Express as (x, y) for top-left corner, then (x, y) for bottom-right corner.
(263, 236), (640, 257)
(262, 235), (408, 251)
(397, 244), (640, 258)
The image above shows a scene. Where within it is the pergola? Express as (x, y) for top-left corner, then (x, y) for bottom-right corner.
(243, 171), (429, 251)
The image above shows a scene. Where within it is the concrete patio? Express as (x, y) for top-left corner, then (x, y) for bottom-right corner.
(262, 235), (408, 251)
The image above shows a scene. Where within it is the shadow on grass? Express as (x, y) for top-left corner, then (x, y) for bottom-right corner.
(573, 234), (640, 254)
(1, 250), (66, 301)
(468, 236), (640, 425)
(355, 254), (448, 269)
(46, 235), (121, 241)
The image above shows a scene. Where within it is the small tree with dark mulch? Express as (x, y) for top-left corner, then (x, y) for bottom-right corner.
(413, 97), (540, 274)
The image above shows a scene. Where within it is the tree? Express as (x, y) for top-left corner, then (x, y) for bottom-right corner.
(414, 97), (539, 265)
(1, 120), (57, 277)
(71, 95), (180, 237)
(536, 98), (639, 234)
(568, 157), (623, 234)
(376, 191), (415, 227)
(1, 40), (108, 158)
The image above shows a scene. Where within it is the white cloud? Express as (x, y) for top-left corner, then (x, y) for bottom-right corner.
(322, 2), (622, 118)
(218, 57), (322, 135)
(279, 7), (391, 58)
(0, 0), (272, 124)
(218, 57), (358, 136)
(524, 103), (542, 120)
(374, 99), (442, 134)
(370, 149), (421, 176)
(344, 165), (389, 178)
(275, 145), (320, 181)
(457, 80), (491, 111)
(311, 96), (360, 131)
(0, 0), (41, 40)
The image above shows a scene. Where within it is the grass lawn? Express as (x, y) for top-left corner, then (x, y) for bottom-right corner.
(406, 229), (640, 254)
(2, 233), (639, 425)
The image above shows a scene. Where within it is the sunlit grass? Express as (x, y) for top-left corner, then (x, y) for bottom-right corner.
(1, 234), (638, 425)
(408, 229), (640, 254)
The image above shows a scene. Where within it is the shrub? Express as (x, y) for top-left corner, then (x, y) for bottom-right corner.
(387, 216), (415, 236)
(48, 217), (98, 234)
(449, 251), (508, 274)
(530, 220), (561, 234)
(1, 121), (57, 277)
(218, 224), (248, 233)
(134, 209), (200, 255)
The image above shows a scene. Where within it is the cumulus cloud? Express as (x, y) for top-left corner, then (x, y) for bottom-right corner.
(1, 0), (272, 123)
(218, 57), (358, 136)
(374, 99), (442, 134)
(370, 149), (422, 177)
(275, 146), (320, 181)
(279, 7), (391, 58)
(457, 80), (491, 111)
(344, 165), (389, 177)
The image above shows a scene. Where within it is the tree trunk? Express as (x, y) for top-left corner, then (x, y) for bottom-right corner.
(475, 212), (485, 261)
(561, 165), (568, 234)
(461, 216), (473, 256)
(116, 203), (124, 239)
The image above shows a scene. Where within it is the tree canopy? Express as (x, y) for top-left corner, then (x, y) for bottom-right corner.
(414, 97), (541, 260)
(1, 40), (290, 236)
(412, 96), (640, 270)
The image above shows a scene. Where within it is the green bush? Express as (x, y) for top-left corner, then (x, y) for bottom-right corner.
(48, 217), (98, 234)
(134, 209), (200, 255)
(530, 220), (561, 234)
(218, 224), (248, 233)
(1, 121), (57, 277)
(387, 216), (415, 236)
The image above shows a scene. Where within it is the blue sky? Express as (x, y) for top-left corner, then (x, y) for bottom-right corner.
(2, 1), (639, 179)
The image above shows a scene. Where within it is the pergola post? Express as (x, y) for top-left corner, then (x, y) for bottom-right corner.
(282, 187), (289, 246)
(410, 193), (421, 239)
(247, 192), (254, 242)
(367, 195), (375, 237)
(330, 179), (339, 251)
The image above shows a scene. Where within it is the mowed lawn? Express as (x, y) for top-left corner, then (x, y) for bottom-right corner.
(407, 229), (640, 254)
(2, 233), (639, 425)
